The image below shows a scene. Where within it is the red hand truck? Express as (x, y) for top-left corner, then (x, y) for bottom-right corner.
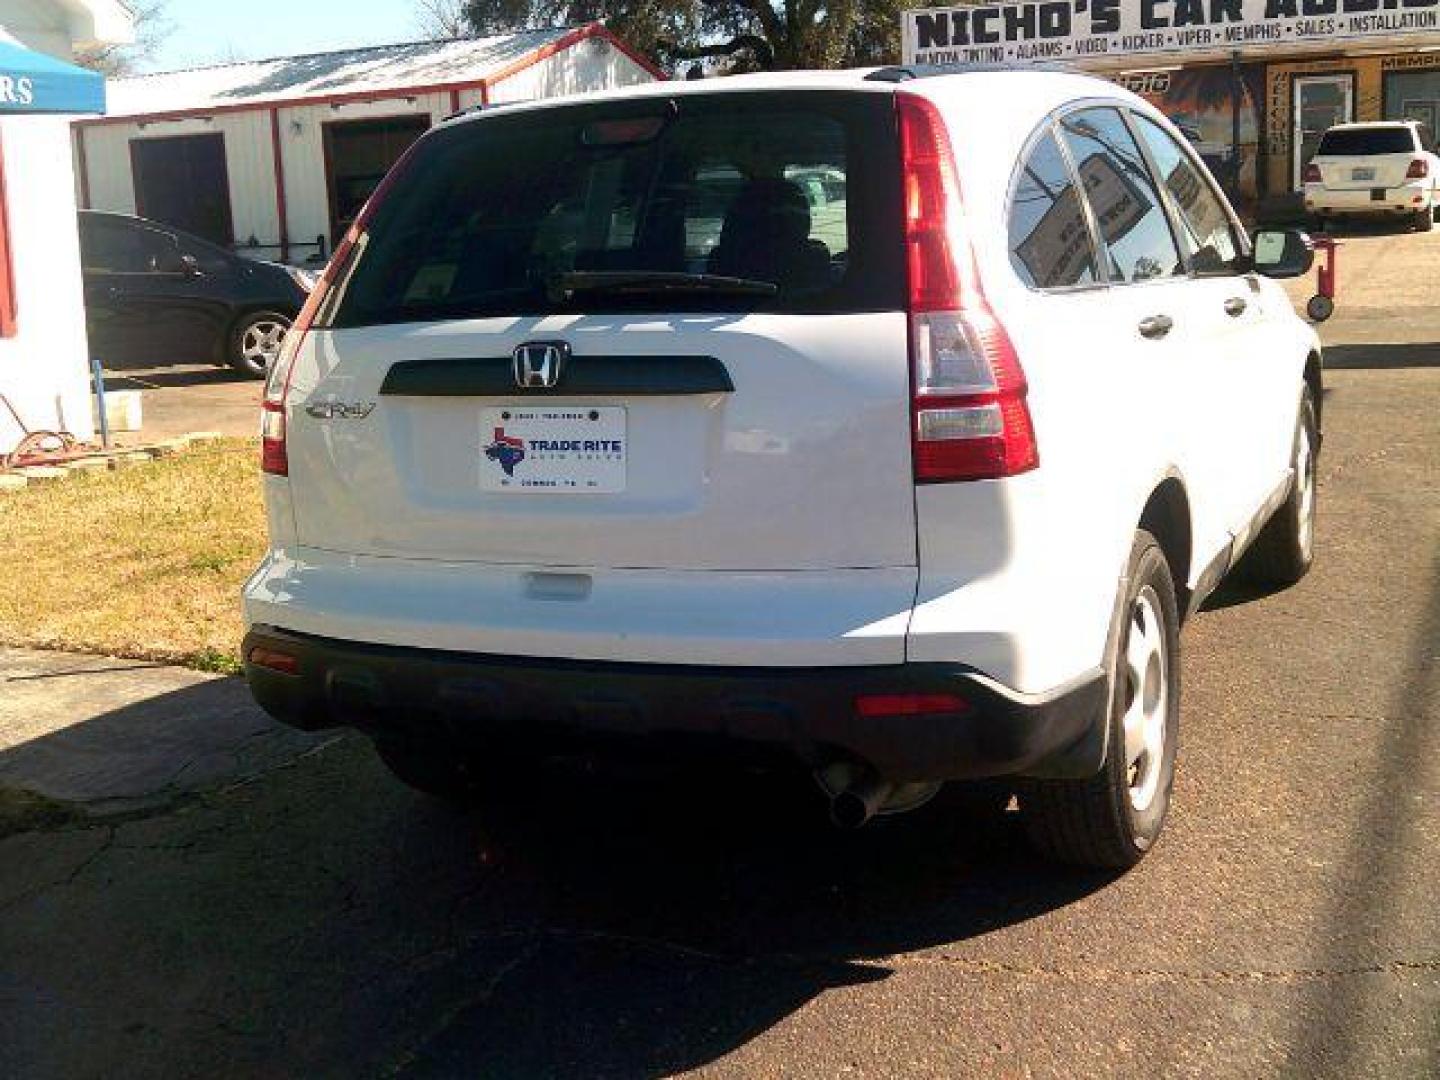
(1307, 235), (1339, 323)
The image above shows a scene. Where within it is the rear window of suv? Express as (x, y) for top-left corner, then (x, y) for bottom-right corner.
(324, 91), (905, 327)
(1317, 127), (1417, 156)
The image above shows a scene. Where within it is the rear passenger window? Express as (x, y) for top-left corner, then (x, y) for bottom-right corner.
(1132, 115), (1241, 276)
(327, 92), (905, 326)
(1061, 108), (1183, 285)
(1008, 131), (1098, 290)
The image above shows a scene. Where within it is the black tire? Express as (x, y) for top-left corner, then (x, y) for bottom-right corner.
(1018, 531), (1181, 870)
(229, 310), (292, 378)
(1414, 209), (1435, 233)
(1306, 294), (1335, 323)
(1241, 391), (1318, 589)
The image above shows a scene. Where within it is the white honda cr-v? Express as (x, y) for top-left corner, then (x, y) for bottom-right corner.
(243, 67), (1323, 870)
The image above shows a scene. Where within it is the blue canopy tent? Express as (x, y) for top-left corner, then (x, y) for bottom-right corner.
(0, 39), (105, 115)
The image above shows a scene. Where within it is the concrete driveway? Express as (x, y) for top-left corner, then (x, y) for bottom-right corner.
(101, 364), (261, 445)
(3, 240), (1436, 1078)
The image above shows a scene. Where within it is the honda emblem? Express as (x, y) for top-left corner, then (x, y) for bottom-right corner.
(512, 342), (570, 390)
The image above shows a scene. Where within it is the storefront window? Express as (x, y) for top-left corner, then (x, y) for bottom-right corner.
(0, 132), (15, 338)
(1385, 69), (1440, 134)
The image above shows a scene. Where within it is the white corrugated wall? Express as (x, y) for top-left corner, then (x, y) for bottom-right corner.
(487, 36), (655, 104)
(78, 110), (275, 246)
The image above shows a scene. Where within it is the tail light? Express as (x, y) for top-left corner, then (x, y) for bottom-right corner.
(1407, 158), (1430, 180)
(259, 140), (424, 477)
(855, 692), (972, 719)
(898, 94), (1038, 484)
(1303, 163), (1323, 184)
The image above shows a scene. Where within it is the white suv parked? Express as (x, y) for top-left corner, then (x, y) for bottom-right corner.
(243, 68), (1323, 870)
(1304, 120), (1440, 232)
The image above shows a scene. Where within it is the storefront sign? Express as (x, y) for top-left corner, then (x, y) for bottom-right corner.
(904, 1), (1440, 67)
(0, 41), (105, 115)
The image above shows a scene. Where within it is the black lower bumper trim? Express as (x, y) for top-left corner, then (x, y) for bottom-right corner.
(242, 626), (1108, 783)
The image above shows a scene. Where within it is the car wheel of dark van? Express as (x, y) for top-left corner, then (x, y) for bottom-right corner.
(1018, 531), (1181, 869)
(229, 310), (293, 378)
(1413, 208), (1435, 233)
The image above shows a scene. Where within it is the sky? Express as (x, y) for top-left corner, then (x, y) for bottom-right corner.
(148, 0), (428, 71)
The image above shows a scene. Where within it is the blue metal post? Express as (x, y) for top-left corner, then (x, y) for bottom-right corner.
(89, 353), (111, 450)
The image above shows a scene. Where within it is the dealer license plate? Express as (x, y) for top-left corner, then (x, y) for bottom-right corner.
(480, 406), (627, 493)
(1352, 167), (1376, 182)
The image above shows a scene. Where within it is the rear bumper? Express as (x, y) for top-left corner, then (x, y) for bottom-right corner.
(1304, 183), (1433, 214)
(242, 625), (1108, 783)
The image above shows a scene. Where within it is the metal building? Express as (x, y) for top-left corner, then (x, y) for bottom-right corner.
(72, 24), (663, 266)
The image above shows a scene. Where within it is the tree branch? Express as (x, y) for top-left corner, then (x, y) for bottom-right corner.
(660, 34), (775, 68)
(699, 0), (787, 52)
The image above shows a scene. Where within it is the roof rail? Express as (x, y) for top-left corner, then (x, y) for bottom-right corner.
(865, 62), (1084, 83)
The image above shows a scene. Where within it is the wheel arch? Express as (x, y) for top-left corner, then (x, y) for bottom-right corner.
(1137, 475), (1194, 621)
(1305, 350), (1324, 438)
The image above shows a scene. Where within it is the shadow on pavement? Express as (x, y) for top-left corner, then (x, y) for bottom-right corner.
(1287, 559), (1440, 1077)
(0, 681), (1112, 1077)
(1322, 343), (1440, 370)
(103, 366), (254, 391)
(1312, 218), (1431, 239)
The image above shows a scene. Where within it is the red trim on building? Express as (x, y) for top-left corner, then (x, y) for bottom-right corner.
(593, 25), (669, 81)
(269, 108), (289, 260)
(449, 88), (461, 114)
(479, 80), (490, 106)
(0, 133), (15, 339)
(74, 24), (667, 130)
(74, 126), (92, 210)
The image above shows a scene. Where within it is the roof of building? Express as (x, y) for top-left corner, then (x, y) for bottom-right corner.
(102, 25), (636, 120)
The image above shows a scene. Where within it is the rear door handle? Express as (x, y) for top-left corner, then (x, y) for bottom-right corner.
(1138, 315), (1174, 340)
(1224, 297), (1249, 318)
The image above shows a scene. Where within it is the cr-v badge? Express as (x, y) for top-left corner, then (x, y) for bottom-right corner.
(513, 341), (570, 389)
(304, 400), (376, 420)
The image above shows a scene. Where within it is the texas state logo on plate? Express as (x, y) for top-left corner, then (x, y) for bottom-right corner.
(480, 407), (628, 493)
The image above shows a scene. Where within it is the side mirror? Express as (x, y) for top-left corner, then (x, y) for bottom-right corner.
(180, 254), (204, 277)
(1252, 229), (1315, 279)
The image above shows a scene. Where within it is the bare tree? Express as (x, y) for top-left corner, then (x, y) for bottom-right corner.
(73, 1), (175, 77)
(414, 0), (474, 39)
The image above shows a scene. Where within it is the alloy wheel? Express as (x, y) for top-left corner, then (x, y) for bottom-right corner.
(240, 318), (289, 374)
(1122, 587), (1169, 813)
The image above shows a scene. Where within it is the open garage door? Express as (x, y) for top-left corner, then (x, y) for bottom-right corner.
(322, 115), (430, 249)
(131, 132), (234, 246)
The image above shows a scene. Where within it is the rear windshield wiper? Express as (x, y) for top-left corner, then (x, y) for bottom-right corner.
(548, 271), (779, 303)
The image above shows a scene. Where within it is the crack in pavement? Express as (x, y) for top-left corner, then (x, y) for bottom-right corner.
(877, 953), (1440, 985)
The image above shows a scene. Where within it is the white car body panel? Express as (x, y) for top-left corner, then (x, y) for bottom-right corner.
(244, 549), (913, 667)
(284, 312), (917, 572)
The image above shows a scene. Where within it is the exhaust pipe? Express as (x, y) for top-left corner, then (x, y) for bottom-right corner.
(830, 770), (895, 830)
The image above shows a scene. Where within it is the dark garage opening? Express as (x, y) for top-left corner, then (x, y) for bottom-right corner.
(323, 115), (430, 247)
(131, 132), (234, 246)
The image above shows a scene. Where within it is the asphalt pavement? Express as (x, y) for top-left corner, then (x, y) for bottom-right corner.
(2, 228), (1437, 1078)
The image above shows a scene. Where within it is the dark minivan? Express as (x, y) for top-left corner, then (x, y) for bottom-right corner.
(78, 211), (312, 377)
